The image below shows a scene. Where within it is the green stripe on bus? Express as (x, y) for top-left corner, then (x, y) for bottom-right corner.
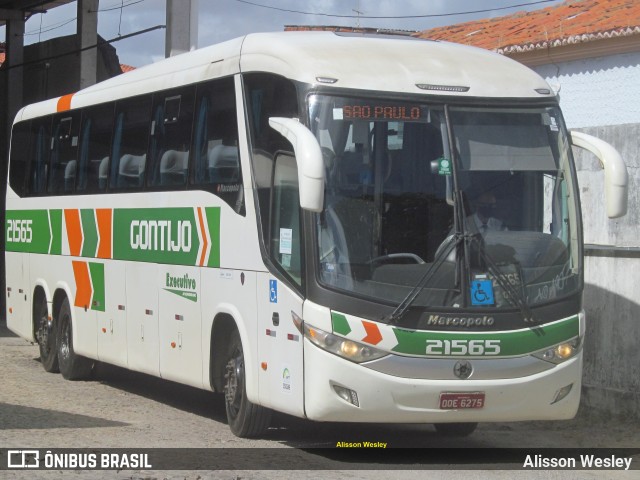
(205, 207), (221, 268)
(7, 207), (222, 268)
(89, 262), (105, 312)
(331, 312), (352, 336)
(5, 209), (51, 254)
(49, 210), (62, 255)
(81, 209), (98, 258)
(391, 315), (579, 357)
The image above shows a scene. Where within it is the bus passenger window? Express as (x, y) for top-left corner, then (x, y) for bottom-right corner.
(191, 77), (243, 213)
(110, 95), (152, 190)
(78, 103), (115, 193)
(28, 118), (52, 195)
(49, 112), (80, 194)
(147, 87), (195, 188)
(8, 121), (31, 197)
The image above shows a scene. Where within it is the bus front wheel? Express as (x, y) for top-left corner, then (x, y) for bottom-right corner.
(223, 329), (271, 438)
(57, 298), (93, 380)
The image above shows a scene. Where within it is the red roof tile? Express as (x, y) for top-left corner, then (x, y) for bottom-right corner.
(416, 0), (640, 54)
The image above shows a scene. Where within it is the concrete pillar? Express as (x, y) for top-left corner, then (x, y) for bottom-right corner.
(165, 0), (198, 58)
(5, 16), (24, 139)
(78, 0), (99, 89)
(2, 15), (25, 323)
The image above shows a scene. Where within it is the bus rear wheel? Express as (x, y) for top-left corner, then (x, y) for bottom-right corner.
(434, 422), (478, 437)
(34, 292), (59, 373)
(223, 329), (271, 438)
(57, 298), (93, 380)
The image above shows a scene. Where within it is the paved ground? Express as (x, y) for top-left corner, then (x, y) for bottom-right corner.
(1, 320), (638, 479)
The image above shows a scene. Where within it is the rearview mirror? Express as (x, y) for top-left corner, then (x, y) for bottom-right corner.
(570, 131), (628, 218)
(269, 117), (325, 212)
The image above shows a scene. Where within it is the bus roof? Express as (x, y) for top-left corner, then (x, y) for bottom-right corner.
(16, 31), (554, 122)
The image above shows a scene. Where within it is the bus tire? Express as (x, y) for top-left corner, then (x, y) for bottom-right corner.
(57, 298), (93, 380)
(34, 291), (59, 373)
(223, 329), (271, 438)
(434, 422), (478, 437)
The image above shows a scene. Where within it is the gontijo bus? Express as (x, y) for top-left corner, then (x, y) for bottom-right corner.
(5, 32), (628, 437)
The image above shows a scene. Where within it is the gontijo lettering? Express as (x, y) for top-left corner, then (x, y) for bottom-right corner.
(130, 220), (192, 252)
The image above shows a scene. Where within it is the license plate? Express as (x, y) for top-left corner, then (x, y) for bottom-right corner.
(439, 392), (485, 409)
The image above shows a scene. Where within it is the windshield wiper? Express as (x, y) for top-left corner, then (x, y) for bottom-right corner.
(385, 231), (536, 326)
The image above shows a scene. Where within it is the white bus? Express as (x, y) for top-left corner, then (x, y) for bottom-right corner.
(5, 32), (628, 437)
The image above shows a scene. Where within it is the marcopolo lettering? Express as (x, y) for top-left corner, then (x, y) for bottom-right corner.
(427, 314), (495, 327)
(130, 220), (192, 252)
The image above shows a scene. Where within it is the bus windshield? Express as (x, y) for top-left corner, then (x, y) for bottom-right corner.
(309, 95), (581, 313)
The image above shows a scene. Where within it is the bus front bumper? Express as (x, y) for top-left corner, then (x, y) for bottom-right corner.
(303, 341), (581, 424)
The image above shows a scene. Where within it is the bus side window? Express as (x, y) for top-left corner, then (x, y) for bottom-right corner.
(29, 117), (52, 196)
(244, 73), (299, 263)
(147, 87), (195, 188)
(49, 112), (81, 194)
(191, 77), (243, 214)
(78, 103), (115, 193)
(8, 121), (31, 197)
(110, 95), (152, 190)
(270, 152), (302, 286)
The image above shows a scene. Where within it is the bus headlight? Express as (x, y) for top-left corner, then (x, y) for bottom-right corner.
(303, 323), (388, 363)
(532, 336), (582, 364)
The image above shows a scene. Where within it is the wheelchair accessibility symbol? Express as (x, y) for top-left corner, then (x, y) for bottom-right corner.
(269, 279), (278, 303)
(471, 279), (494, 306)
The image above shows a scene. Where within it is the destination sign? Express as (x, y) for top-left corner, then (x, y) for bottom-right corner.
(336, 104), (427, 122)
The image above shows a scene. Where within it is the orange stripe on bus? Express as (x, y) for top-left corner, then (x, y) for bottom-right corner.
(72, 261), (92, 309)
(197, 207), (208, 267)
(57, 93), (74, 112)
(64, 209), (83, 257)
(96, 209), (113, 259)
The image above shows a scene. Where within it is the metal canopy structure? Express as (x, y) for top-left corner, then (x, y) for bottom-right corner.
(1, 0), (83, 325)
(0, 1), (76, 27)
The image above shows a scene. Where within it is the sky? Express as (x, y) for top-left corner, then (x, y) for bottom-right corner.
(2, 0), (567, 67)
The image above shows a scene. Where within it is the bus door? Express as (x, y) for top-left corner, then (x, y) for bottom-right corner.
(256, 274), (304, 417)
(256, 152), (305, 417)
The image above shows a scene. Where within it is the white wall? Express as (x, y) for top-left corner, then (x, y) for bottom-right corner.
(531, 50), (640, 419)
(531, 52), (640, 248)
(533, 51), (640, 129)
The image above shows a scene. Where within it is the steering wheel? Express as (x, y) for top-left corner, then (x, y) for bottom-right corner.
(368, 253), (425, 269)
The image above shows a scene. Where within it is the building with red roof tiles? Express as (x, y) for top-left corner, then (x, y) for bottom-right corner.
(417, 0), (640, 132)
(417, 0), (640, 65)
(422, 0), (640, 421)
